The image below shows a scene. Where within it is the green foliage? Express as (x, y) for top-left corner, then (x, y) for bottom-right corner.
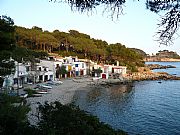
(0, 95), (127, 135)
(0, 94), (36, 135)
(0, 15), (15, 50)
(14, 24), (144, 71)
(0, 61), (15, 76)
(15, 26), (58, 52)
(0, 53), (15, 76)
(129, 48), (147, 57)
(94, 68), (103, 74)
(38, 101), (127, 135)
(24, 88), (38, 97)
(56, 65), (68, 78)
(106, 43), (144, 72)
(0, 15), (16, 76)
(12, 46), (48, 62)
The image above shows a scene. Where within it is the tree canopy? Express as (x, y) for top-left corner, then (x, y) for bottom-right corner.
(15, 25), (144, 71)
(0, 15), (144, 75)
(0, 16), (49, 78)
(0, 15), (15, 77)
(0, 15), (15, 50)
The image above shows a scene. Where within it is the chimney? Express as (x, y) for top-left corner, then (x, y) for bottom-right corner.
(116, 61), (119, 66)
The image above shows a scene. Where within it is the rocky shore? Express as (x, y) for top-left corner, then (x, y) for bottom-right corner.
(125, 72), (180, 81)
(146, 64), (176, 70)
(124, 67), (180, 81)
(25, 66), (180, 125)
(145, 57), (180, 62)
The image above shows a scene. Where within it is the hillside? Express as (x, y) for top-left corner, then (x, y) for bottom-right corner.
(129, 48), (147, 57)
(14, 26), (144, 71)
(145, 50), (180, 62)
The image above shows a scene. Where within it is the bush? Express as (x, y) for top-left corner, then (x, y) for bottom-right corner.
(37, 101), (127, 135)
(0, 94), (34, 135)
(24, 88), (37, 97)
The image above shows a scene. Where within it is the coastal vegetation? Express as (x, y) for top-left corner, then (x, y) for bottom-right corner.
(145, 50), (180, 62)
(0, 15), (129, 135)
(0, 94), (34, 135)
(38, 101), (126, 135)
(14, 25), (144, 71)
(1, 15), (144, 73)
(0, 16), (48, 77)
(0, 94), (127, 135)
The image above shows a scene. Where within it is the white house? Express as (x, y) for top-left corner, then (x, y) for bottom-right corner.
(13, 61), (29, 88)
(39, 59), (62, 81)
(72, 61), (87, 76)
(63, 56), (78, 64)
(36, 65), (54, 82)
(2, 60), (30, 89)
(92, 62), (127, 79)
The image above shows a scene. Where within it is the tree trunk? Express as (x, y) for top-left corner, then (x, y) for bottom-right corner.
(43, 43), (46, 51)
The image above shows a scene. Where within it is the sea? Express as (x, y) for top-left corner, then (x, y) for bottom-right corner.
(71, 62), (180, 135)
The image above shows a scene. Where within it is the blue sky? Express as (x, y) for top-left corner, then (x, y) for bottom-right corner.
(1, 0), (180, 55)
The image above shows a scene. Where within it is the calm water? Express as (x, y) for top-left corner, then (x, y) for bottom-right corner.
(72, 62), (180, 135)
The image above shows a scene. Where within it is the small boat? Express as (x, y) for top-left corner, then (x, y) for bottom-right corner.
(36, 90), (49, 94)
(158, 81), (162, 83)
(32, 94), (42, 97)
(19, 93), (28, 98)
(36, 84), (53, 89)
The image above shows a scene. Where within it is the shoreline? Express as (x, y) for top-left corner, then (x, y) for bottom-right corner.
(124, 72), (180, 81)
(144, 58), (180, 62)
(26, 78), (92, 125)
(26, 77), (132, 125)
(25, 70), (180, 125)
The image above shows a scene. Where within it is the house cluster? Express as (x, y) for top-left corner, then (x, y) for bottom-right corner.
(3, 56), (127, 89)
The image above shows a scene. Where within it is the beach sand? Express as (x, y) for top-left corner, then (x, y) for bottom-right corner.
(26, 77), (93, 125)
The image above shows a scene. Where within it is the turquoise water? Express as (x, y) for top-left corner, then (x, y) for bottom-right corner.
(72, 62), (180, 135)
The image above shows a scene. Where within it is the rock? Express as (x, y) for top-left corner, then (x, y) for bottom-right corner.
(146, 64), (176, 70)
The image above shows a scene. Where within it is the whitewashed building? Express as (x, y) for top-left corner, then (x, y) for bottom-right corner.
(91, 61), (127, 79)
(72, 61), (87, 76)
(13, 61), (29, 88)
(39, 59), (62, 81)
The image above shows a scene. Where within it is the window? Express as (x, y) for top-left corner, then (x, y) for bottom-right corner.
(75, 64), (78, 67)
(26, 67), (30, 71)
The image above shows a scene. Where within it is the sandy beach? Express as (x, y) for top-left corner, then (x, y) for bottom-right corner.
(26, 77), (93, 124)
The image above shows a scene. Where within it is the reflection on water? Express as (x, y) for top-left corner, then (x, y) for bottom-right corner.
(86, 88), (102, 102)
(71, 62), (180, 134)
(72, 80), (180, 135)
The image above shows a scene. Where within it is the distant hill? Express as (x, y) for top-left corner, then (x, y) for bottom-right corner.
(145, 50), (180, 62)
(156, 50), (180, 59)
(129, 48), (147, 57)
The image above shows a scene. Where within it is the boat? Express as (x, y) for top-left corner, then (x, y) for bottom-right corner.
(46, 80), (63, 86)
(36, 90), (49, 94)
(32, 94), (42, 97)
(19, 93), (28, 98)
(36, 84), (53, 89)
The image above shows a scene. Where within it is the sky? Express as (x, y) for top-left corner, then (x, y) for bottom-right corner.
(1, 0), (180, 55)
